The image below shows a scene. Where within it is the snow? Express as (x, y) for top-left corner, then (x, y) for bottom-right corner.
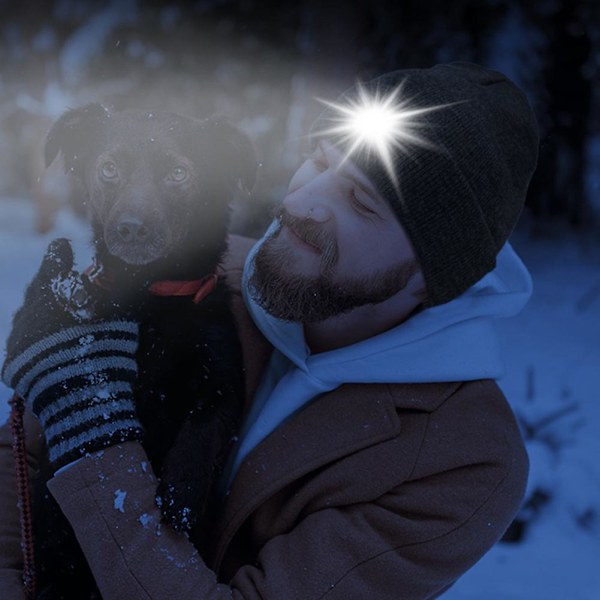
(441, 224), (600, 599)
(113, 488), (127, 513)
(138, 512), (154, 528)
(0, 197), (599, 598)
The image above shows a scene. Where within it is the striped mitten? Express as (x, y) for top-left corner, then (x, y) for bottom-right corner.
(1, 239), (143, 470)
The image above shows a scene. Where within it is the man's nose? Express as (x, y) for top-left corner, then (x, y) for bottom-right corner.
(282, 186), (333, 223)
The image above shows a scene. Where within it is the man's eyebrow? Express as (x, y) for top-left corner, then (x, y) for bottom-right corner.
(319, 140), (383, 206)
(342, 170), (384, 206)
(357, 177), (383, 204)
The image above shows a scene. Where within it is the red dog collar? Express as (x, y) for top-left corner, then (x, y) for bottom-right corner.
(148, 273), (218, 304)
(85, 258), (218, 304)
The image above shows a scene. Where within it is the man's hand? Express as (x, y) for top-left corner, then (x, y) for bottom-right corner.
(1, 238), (143, 471)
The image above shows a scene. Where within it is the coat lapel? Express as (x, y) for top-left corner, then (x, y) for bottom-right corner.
(213, 383), (401, 569)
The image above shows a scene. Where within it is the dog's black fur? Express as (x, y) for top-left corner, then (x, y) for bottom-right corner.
(33, 104), (257, 599)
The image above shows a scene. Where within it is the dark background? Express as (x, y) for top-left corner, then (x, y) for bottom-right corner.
(0, 0), (598, 236)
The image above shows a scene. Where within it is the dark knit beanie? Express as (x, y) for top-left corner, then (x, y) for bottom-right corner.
(310, 62), (539, 306)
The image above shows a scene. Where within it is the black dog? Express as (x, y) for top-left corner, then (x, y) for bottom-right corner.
(32, 103), (257, 598)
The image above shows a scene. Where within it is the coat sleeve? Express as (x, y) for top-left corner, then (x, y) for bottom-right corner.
(0, 407), (44, 600)
(46, 386), (528, 600)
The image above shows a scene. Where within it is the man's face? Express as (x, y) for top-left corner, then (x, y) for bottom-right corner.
(249, 140), (424, 322)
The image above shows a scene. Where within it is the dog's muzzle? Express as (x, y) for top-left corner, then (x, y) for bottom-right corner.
(105, 218), (171, 265)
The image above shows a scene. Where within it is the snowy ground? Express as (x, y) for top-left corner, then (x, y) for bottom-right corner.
(0, 196), (599, 599)
(443, 223), (600, 599)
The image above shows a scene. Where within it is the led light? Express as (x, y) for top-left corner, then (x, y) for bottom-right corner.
(315, 81), (450, 189)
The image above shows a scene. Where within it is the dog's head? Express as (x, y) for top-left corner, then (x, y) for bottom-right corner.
(45, 103), (257, 282)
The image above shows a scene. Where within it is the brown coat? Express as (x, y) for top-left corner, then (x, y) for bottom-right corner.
(0, 236), (528, 599)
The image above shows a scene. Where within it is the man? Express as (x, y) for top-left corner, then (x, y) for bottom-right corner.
(0, 62), (538, 599)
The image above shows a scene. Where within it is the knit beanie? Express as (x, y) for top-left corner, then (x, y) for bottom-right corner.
(310, 62), (539, 306)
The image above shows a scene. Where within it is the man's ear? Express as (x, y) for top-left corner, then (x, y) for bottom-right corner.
(204, 117), (258, 194)
(407, 270), (428, 304)
(45, 103), (111, 177)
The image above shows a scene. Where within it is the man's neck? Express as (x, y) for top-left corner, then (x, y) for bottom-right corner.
(304, 289), (424, 354)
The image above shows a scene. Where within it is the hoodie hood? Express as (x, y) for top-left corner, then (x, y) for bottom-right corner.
(243, 220), (532, 384)
(222, 223), (532, 489)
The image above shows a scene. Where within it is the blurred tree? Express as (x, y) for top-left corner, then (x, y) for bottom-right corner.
(0, 0), (598, 232)
(523, 0), (595, 227)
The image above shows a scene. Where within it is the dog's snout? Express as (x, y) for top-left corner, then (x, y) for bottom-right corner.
(106, 213), (169, 265)
(117, 218), (150, 243)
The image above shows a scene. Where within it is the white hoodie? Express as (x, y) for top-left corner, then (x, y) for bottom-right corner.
(222, 224), (532, 489)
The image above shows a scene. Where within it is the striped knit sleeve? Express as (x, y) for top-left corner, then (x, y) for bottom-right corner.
(2, 320), (143, 469)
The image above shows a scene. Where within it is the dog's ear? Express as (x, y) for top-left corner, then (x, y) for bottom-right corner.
(45, 104), (111, 175)
(205, 118), (258, 194)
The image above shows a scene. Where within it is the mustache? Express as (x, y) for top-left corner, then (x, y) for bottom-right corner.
(272, 205), (339, 271)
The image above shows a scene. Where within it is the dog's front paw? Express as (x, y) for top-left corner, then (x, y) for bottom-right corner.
(155, 479), (207, 532)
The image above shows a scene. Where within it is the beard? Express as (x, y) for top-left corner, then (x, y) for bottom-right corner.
(248, 207), (420, 323)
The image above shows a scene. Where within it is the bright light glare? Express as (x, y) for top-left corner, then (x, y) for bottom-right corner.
(315, 82), (451, 189)
(348, 105), (400, 144)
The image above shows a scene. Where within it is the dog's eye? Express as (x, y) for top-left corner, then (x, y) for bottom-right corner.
(168, 166), (188, 183)
(100, 161), (118, 180)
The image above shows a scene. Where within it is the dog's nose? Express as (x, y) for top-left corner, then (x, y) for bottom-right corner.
(117, 218), (150, 243)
